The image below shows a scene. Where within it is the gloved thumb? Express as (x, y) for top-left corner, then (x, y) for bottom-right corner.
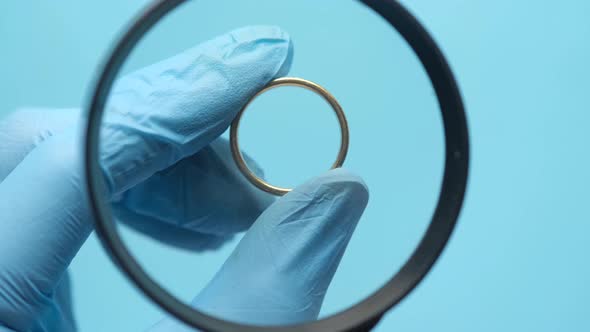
(148, 169), (369, 331)
(99, 25), (293, 196)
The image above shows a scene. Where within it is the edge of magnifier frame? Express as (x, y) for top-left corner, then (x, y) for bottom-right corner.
(84, 0), (470, 332)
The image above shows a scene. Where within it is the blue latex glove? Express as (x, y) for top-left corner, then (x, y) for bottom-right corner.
(0, 26), (368, 331)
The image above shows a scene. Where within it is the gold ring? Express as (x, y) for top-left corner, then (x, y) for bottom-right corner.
(229, 77), (349, 196)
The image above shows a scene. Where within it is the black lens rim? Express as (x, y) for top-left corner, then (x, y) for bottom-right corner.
(84, 0), (469, 331)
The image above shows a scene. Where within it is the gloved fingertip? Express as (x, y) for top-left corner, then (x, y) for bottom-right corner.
(263, 168), (370, 232)
(290, 168), (369, 206)
(264, 168), (369, 269)
(223, 25), (294, 80)
(189, 169), (369, 324)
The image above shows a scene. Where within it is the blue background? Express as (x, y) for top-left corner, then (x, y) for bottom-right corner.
(1, 1), (589, 331)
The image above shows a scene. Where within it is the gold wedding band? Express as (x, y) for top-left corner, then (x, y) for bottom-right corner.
(229, 77), (349, 196)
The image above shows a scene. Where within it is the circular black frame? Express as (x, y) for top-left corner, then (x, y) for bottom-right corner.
(84, 0), (469, 331)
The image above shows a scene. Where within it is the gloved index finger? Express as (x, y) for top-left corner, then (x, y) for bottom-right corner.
(99, 25), (294, 196)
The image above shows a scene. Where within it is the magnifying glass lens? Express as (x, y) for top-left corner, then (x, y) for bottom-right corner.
(85, 0), (467, 330)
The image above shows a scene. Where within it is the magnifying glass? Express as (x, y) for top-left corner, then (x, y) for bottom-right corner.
(84, 0), (469, 331)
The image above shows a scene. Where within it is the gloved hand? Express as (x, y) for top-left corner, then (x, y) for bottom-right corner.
(0, 26), (368, 332)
